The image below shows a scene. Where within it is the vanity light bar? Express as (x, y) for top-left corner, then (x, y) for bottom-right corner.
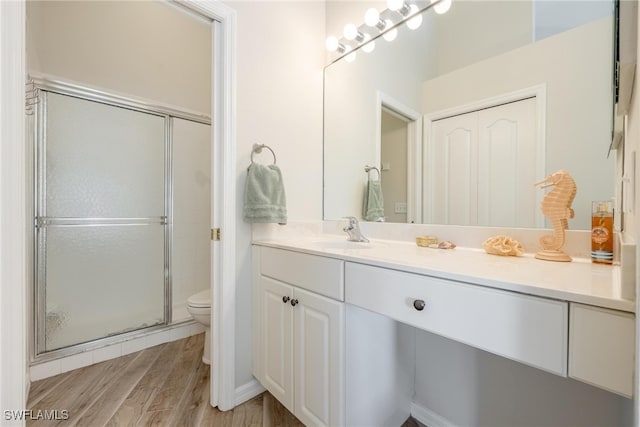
(325, 0), (452, 63)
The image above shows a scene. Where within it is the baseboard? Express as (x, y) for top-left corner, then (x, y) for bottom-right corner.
(410, 401), (457, 427)
(235, 378), (265, 406)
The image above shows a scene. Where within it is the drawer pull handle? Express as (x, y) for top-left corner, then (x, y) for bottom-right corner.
(290, 299), (299, 307)
(413, 299), (426, 311)
(282, 296), (290, 303)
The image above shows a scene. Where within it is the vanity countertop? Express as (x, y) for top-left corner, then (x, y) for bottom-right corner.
(253, 235), (634, 313)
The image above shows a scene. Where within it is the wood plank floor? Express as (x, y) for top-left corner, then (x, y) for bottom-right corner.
(28, 333), (425, 426)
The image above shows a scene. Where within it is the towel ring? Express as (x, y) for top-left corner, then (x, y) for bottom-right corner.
(251, 143), (277, 165)
(364, 165), (380, 179)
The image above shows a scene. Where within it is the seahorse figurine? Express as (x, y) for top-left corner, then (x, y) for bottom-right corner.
(534, 169), (577, 262)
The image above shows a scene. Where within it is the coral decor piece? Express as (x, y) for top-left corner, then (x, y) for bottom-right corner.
(534, 170), (577, 262)
(483, 235), (524, 256)
(434, 240), (456, 249)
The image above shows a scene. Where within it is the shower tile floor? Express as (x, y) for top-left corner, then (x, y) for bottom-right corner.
(27, 333), (425, 426)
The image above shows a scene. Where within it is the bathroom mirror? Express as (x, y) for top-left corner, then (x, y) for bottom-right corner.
(323, 0), (616, 229)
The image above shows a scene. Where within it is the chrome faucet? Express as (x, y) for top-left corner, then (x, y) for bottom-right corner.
(343, 217), (369, 243)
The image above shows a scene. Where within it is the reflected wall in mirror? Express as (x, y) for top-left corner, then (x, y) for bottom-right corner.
(324, 0), (615, 229)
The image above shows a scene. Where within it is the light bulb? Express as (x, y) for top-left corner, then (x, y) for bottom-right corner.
(387, 0), (404, 11)
(364, 8), (381, 27)
(431, 0), (452, 14)
(406, 5), (423, 29)
(383, 20), (397, 41)
(325, 36), (339, 52)
(344, 46), (356, 62)
(362, 34), (375, 53)
(343, 23), (358, 40)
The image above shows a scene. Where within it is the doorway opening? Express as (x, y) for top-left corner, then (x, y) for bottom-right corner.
(377, 92), (422, 223)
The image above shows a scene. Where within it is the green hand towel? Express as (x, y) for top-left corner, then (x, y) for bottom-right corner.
(362, 179), (384, 221)
(243, 163), (287, 224)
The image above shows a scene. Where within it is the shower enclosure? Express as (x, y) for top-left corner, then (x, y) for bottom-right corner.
(32, 79), (211, 359)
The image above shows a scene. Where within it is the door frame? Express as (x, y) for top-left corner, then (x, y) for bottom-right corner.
(376, 91), (422, 224)
(179, 0), (237, 411)
(0, 0), (239, 415)
(423, 84), (546, 226)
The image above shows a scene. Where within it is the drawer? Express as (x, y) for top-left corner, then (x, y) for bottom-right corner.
(345, 262), (568, 376)
(569, 303), (635, 398)
(260, 247), (344, 301)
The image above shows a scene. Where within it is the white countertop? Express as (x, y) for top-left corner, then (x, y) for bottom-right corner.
(253, 235), (634, 313)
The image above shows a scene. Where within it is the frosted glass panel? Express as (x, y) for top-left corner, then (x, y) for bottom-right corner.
(172, 118), (211, 322)
(44, 225), (165, 351)
(45, 92), (165, 218)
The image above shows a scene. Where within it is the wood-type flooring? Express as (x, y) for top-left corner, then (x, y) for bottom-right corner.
(27, 333), (424, 426)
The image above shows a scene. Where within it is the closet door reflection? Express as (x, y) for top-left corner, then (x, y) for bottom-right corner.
(38, 92), (166, 353)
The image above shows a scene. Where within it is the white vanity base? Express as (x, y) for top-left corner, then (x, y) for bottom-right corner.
(251, 223), (635, 427)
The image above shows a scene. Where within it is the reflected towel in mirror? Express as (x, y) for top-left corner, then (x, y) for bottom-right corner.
(243, 163), (287, 224)
(362, 179), (384, 221)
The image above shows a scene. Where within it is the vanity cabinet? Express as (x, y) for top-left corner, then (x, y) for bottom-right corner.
(253, 242), (635, 427)
(345, 262), (569, 376)
(569, 303), (635, 398)
(253, 247), (345, 427)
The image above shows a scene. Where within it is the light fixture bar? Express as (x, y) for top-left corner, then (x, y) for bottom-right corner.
(325, 0), (452, 64)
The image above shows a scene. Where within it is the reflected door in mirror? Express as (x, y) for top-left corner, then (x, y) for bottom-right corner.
(425, 97), (543, 227)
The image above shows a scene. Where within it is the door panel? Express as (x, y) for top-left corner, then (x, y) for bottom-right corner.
(45, 92), (165, 218)
(294, 287), (345, 427)
(44, 225), (165, 351)
(429, 111), (478, 225)
(478, 98), (538, 227)
(260, 276), (294, 411)
(37, 92), (167, 354)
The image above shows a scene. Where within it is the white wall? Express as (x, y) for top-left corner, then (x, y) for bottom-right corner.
(422, 18), (614, 230)
(172, 119), (211, 322)
(27, 0), (211, 114)
(433, 0), (531, 76)
(414, 330), (633, 427)
(324, 16), (434, 219)
(228, 0), (325, 388)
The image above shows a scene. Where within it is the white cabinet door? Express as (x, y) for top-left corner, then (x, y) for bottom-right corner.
(294, 287), (345, 427)
(260, 276), (294, 412)
(569, 303), (635, 398)
(426, 97), (542, 227)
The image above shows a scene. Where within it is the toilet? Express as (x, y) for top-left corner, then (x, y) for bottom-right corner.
(186, 288), (211, 364)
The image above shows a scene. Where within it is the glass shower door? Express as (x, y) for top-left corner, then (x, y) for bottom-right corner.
(36, 92), (167, 353)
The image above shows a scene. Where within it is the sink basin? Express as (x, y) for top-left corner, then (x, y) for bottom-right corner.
(309, 239), (374, 250)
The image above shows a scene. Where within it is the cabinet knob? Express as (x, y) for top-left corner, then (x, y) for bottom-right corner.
(413, 299), (426, 311)
(290, 299), (299, 307)
(282, 296), (290, 303)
